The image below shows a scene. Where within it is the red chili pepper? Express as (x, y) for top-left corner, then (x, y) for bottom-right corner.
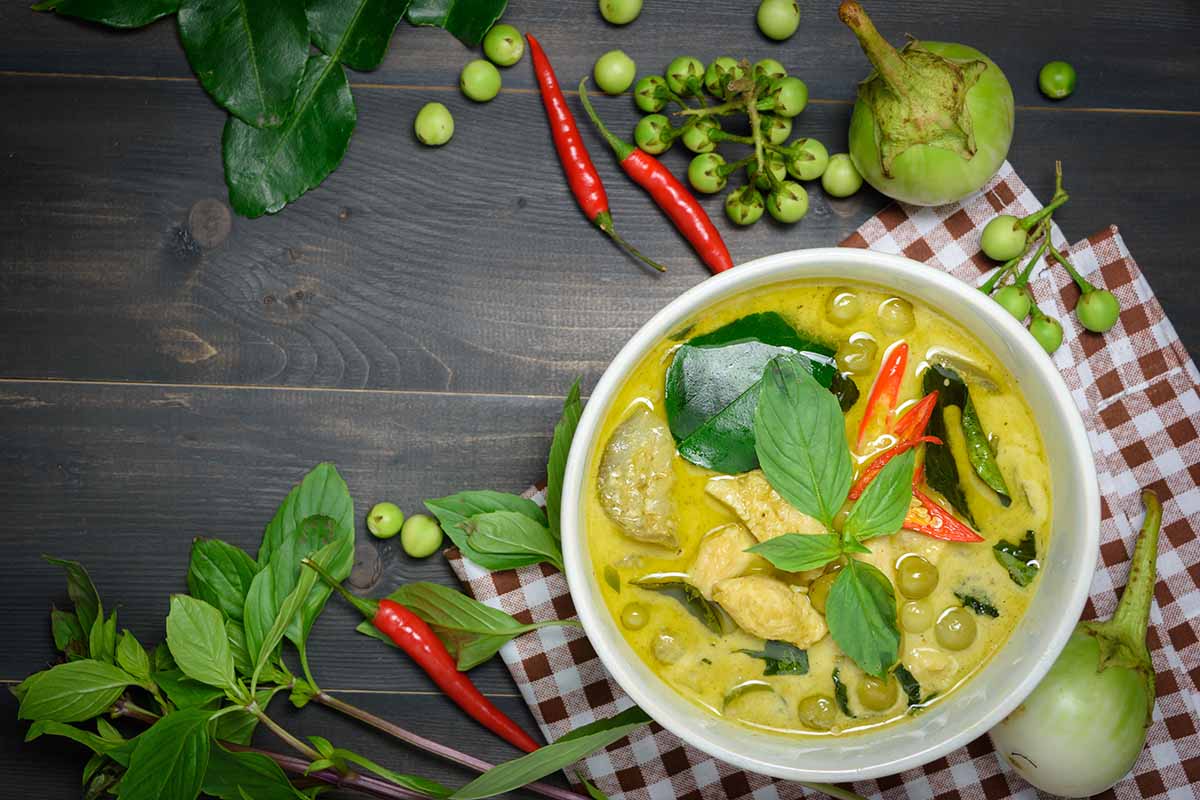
(848, 390), (941, 500)
(856, 341), (909, 452)
(576, 79), (734, 274)
(525, 33), (665, 273)
(848, 435), (941, 500)
(891, 390), (939, 443)
(906, 487), (985, 542)
(303, 560), (540, 753)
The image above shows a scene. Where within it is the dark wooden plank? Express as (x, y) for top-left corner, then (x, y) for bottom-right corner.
(2, 1), (1198, 111)
(0, 380), (563, 695)
(2, 73), (1197, 385)
(2, 687), (563, 799)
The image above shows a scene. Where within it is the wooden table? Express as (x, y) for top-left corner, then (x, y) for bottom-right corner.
(2, 1), (1197, 796)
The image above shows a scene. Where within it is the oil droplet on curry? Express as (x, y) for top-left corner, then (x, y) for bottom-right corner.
(585, 281), (1051, 736)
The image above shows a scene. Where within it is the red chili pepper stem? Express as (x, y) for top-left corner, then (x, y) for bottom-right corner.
(592, 210), (667, 273)
(577, 78), (636, 162)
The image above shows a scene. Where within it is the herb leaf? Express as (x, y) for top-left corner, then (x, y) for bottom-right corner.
(956, 591), (1000, 617)
(746, 533), (843, 573)
(450, 707), (651, 800)
(25, 719), (133, 761)
(118, 707), (211, 800)
(43, 555), (102, 634)
(843, 448), (916, 542)
(825, 560), (900, 678)
(202, 742), (307, 800)
(223, 53), (356, 217)
(425, 490), (549, 570)
(893, 664), (922, 706)
(166, 595), (238, 692)
(465, 511), (564, 572)
(116, 629), (151, 683)
(153, 669), (225, 709)
(993, 531), (1039, 587)
(545, 379), (583, 541)
(89, 610), (118, 665)
(754, 354), (853, 528)
(832, 667), (854, 717)
(356, 582), (574, 670)
(178, 0), (308, 128)
(330, 746), (452, 798)
(962, 397), (1011, 505)
(187, 538), (260, 623)
(406, 0), (507, 47)
(32, 0), (179, 28)
(630, 577), (723, 634)
(737, 640), (809, 676)
(50, 607), (88, 660)
(250, 539), (337, 687)
(17, 660), (137, 723)
(308, 0), (414, 72)
(921, 365), (977, 525)
(258, 464), (355, 570)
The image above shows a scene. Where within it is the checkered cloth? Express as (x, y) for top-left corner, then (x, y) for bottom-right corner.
(447, 162), (1200, 799)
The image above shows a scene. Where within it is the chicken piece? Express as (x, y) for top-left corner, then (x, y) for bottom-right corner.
(893, 529), (947, 567)
(712, 575), (828, 648)
(689, 524), (768, 599)
(902, 640), (958, 695)
(705, 471), (825, 542)
(597, 406), (678, 548)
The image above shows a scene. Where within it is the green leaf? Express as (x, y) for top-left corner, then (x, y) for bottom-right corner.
(166, 595), (238, 691)
(154, 669), (225, 709)
(44, 555), (102, 635)
(226, 620), (253, 676)
(825, 560), (899, 678)
(33, 0), (178, 28)
(630, 577), (723, 635)
(465, 511), (563, 572)
(116, 630), (151, 683)
(425, 490), (548, 570)
(665, 314), (841, 474)
(118, 707), (211, 800)
(18, 659), (137, 722)
(921, 365), (977, 526)
(277, 516), (355, 646)
(355, 582), (572, 670)
(993, 531), (1039, 587)
(153, 642), (177, 673)
(746, 533), (843, 574)
(187, 538), (261, 623)
(213, 706), (260, 745)
(223, 53), (356, 217)
(405, 0), (506, 46)
(832, 666), (854, 716)
(893, 664), (921, 706)
(754, 354), (853, 527)
(579, 776), (610, 800)
(242, 565), (280, 674)
(308, 0), (414, 72)
(259, 464), (355, 568)
(450, 707), (651, 800)
(330, 746), (452, 798)
(10, 670), (45, 703)
(26, 720), (132, 761)
(843, 448), (916, 542)
(89, 610), (118, 664)
(955, 591), (1000, 617)
(82, 752), (106, 787)
(250, 539), (338, 687)
(546, 379), (583, 541)
(202, 742), (306, 800)
(51, 607), (88, 659)
(736, 640), (809, 676)
(961, 397), (1011, 505)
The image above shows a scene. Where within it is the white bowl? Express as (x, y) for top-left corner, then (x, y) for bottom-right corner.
(560, 248), (1099, 782)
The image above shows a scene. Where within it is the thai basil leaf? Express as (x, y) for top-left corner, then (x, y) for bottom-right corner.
(43, 555), (101, 634)
(258, 464), (354, 569)
(545, 379), (583, 541)
(630, 577), (723, 635)
(187, 538), (260, 623)
(746, 533), (843, 574)
(406, 0), (507, 46)
(754, 354), (853, 528)
(31, 0), (178, 28)
(212, 704), (260, 745)
(893, 664), (922, 706)
(269, 515), (354, 646)
(736, 640), (809, 676)
(825, 560), (900, 678)
(223, 53), (356, 217)
(464, 511), (563, 572)
(118, 707), (211, 800)
(203, 742), (307, 800)
(166, 595), (238, 692)
(450, 707), (651, 800)
(115, 630), (151, 683)
(153, 669), (225, 709)
(330, 747), (452, 798)
(308, 0), (413, 72)
(962, 397), (1011, 505)
(355, 582), (574, 670)
(843, 448), (916, 542)
(832, 667), (854, 717)
(242, 564), (281, 675)
(425, 490), (548, 569)
(665, 313), (841, 474)
(89, 611), (118, 664)
(921, 365), (977, 526)
(153, 641), (176, 673)
(226, 620), (253, 676)
(25, 719), (132, 760)
(956, 591), (1000, 618)
(178, 0), (308, 128)
(993, 531), (1039, 587)
(249, 541), (330, 687)
(17, 660), (137, 722)
(51, 607), (88, 659)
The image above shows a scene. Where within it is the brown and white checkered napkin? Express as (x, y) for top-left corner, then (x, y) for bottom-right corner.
(447, 162), (1200, 799)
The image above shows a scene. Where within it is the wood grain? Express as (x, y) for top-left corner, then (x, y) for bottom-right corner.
(3, 1), (1198, 111)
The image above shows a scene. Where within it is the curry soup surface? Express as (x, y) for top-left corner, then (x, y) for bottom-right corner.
(585, 280), (1051, 737)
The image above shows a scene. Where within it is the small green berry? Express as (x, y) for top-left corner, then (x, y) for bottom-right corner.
(786, 138), (829, 181)
(1075, 289), (1120, 333)
(980, 215), (1027, 261)
(822, 153), (863, 198)
(725, 186), (765, 226)
(400, 514), (444, 558)
(599, 0), (642, 26)
(594, 50), (637, 95)
(414, 102), (454, 146)
(1038, 60), (1077, 100)
(1029, 315), (1064, 353)
(367, 502), (404, 539)
(633, 75), (669, 113)
(993, 285), (1033, 321)
(688, 153), (727, 194)
(757, 0), (800, 41)
(460, 59), (501, 102)
(482, 24), (524, 67)
(766, 181), (809, 223)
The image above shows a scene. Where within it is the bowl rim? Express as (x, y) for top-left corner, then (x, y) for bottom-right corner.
(560, 247), (1099, 782)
